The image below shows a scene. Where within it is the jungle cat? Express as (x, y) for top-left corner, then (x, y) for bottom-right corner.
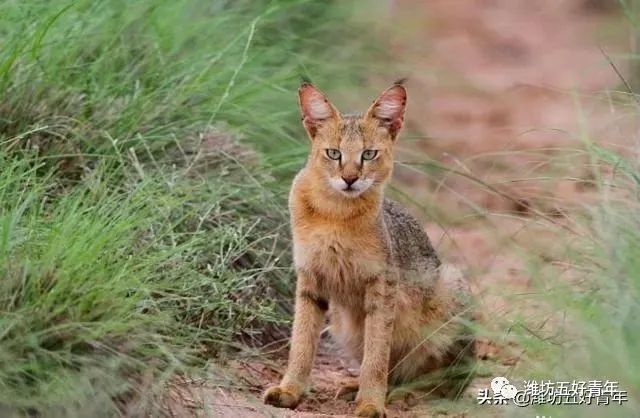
(263, 80), (475, 418)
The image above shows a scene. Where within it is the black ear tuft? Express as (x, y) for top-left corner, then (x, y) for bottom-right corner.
(393, 77), (408, 86)
(300, 74), (313, 86)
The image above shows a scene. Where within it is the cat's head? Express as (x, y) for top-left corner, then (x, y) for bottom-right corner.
(298, 81), (407, 199)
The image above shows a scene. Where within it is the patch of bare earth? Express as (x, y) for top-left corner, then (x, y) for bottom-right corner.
(168, 1), (634, 416)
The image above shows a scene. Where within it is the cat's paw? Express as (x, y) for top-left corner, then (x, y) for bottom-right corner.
(354, 401), (386, 418)
(263, 385), (301, 409)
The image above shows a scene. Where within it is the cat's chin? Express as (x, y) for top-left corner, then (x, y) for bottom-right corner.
(338, 188), (365, 198)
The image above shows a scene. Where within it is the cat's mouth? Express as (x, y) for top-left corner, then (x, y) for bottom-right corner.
(338, 185), (365, 198)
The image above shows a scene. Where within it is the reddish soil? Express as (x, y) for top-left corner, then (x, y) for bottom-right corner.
(169, 1), (633, 417)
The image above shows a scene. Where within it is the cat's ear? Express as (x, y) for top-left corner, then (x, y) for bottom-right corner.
(365, 81), (407, 140)
(298, 82), (340, 140)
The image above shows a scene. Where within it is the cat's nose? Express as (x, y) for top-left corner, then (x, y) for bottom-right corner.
(342, 175), (359, 187)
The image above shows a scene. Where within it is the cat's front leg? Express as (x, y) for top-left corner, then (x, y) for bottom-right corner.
(355, 276), (396, 418)
(263, 271), (326, 409)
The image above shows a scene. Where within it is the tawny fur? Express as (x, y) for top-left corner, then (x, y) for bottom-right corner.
(263, 81), (474, 418)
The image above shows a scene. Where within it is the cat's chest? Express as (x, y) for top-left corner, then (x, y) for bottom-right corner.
(294, 229), (355, 268)
(292, 222), (386, 293)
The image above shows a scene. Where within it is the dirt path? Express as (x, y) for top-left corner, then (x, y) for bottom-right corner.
(169, 1), (628, 417)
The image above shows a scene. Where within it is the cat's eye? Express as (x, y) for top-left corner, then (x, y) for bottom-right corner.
(362, 150), (378, 161)
(326, 149), (341, 160)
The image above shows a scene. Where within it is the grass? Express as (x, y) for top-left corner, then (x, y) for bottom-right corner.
(510, 5), (640, 415)
(0, 146), (291, 416)
(521, 144), (640, 418)
(0, 0), (384, 415)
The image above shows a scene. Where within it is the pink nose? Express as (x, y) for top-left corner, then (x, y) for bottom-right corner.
(342, 175), (358, 186)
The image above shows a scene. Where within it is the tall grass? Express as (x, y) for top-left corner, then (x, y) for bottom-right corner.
(0, 149), (291, 416)
(0, 0), (378, 175)
(517, 4), (640, 415)
(0, 0), (380, 415)
(522, 145), (640, 418)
